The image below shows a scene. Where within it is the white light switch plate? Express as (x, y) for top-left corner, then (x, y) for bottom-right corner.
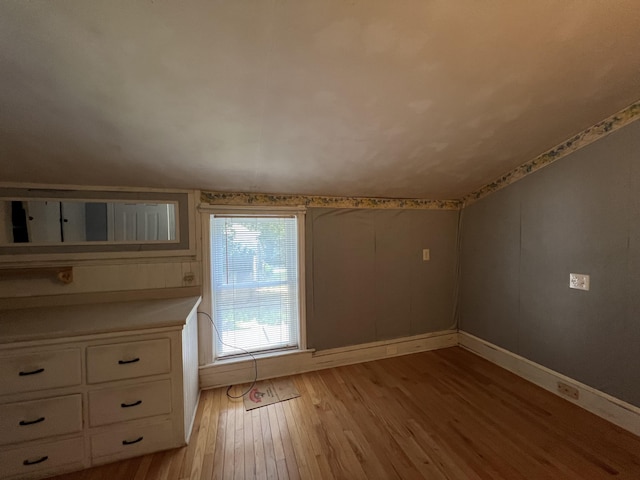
(569, 273), (590, 291)
(422, 249), (430, 261)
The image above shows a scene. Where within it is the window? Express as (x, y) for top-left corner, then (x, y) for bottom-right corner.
(209, 212), (303, 359)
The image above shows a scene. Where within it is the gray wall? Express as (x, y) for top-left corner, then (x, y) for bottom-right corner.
(306, 208), (458, 351)
(460, 120), (640, 407)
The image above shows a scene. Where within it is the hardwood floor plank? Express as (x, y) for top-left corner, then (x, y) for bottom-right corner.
(188, 389), (213, 480)
(281, 397), (322, 480)
(164, 448), (187, 480)
(309, 370), (370, 480)
(133, 453), (154, 480)
(287, 377), (335, 480)
(201, 389), (222, 480)
(243, 398), (255, 480)
(251, 407), (268, 480)
(327, 365), (428, 479)
(322, 366), (414, 479)
(259, 403), (278, 480)
(49, 347), (640, 480)
(389, 355), (562, 478)
(233, 397), (245, 480)
(211, 389), (228, 480)
(273, 402), (300, 480)
(222, 395), (235, 480)
(139, 452), (169, 480)
(266, 403), (288, 479)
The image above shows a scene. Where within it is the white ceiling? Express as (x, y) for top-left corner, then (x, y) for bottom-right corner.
(1, 1), (639, 199)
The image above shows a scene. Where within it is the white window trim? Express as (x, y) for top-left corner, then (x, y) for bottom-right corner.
(198, 205), (306, 366)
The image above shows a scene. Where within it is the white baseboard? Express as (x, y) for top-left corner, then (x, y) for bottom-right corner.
(199, 329), (640, 437)
(199, 330), (458, 390)
(459, 331), (640, 437)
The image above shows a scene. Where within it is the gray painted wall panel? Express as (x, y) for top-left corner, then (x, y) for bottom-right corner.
(624, 141), (640, 404)
(374, 211), (414, 339)
(461, 120), (640, 407)
(406, 211), (459, 335)
(307, 208), (458, 351)
(519, 140), (630, 394)
(307, 209), (377, 350)
(460, 185), (521, 352)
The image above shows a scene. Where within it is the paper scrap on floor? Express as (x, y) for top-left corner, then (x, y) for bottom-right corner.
(243, 378), (300, 411)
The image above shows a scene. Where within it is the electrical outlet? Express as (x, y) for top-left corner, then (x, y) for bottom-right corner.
(558, 382), (579, 400)
(422, 249), (430, 261)
(569, 273), (590, 291)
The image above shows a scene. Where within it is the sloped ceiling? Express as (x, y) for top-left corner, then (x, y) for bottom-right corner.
(1, 1), (639, 199)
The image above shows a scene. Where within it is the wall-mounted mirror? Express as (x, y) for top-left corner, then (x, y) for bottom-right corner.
(2, 200), (177, 245)
(0, 187), (193, 259)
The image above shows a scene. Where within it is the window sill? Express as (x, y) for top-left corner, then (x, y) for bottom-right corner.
(201, 347), (315, 369)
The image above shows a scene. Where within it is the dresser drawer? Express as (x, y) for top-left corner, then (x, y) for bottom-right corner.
(91, 420), (173, 461)
(88, 379), (172, 427)
(0, 436), (84, 478)
(0, 394), (83, 445)
(86, 338), (171, 384)
(0, 349), (82, 396)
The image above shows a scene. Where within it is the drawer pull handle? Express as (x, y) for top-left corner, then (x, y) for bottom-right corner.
(122, 436), (143, 446)
(23, 456), (48, 466)
(118, 358), (140, 365)
(121, 400), (142, 408)
(19, 368), (45, 376)
(19, 417), (46, 426)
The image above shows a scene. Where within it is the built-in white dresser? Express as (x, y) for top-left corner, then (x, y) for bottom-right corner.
(0, 296), (200, 480)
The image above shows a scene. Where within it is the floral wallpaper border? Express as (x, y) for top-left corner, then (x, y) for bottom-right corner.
(201, 191), (462, 210)
(464, 100), (640, 206)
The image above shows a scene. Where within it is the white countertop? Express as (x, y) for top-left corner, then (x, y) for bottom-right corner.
(0, 296), (201, 344)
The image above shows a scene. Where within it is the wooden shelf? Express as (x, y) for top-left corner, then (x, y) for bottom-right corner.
(0, 266), (73, 284)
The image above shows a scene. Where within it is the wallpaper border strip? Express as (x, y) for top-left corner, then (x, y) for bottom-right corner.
(463, 100), (640, 206)
(201, 191), (462, 210)
(202, 101), (640, 210)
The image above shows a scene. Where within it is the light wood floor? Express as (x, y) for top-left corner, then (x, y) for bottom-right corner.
(52, 347), (640, 479)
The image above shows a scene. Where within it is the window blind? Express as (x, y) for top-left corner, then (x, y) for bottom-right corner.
(210, 215), (300, 358)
